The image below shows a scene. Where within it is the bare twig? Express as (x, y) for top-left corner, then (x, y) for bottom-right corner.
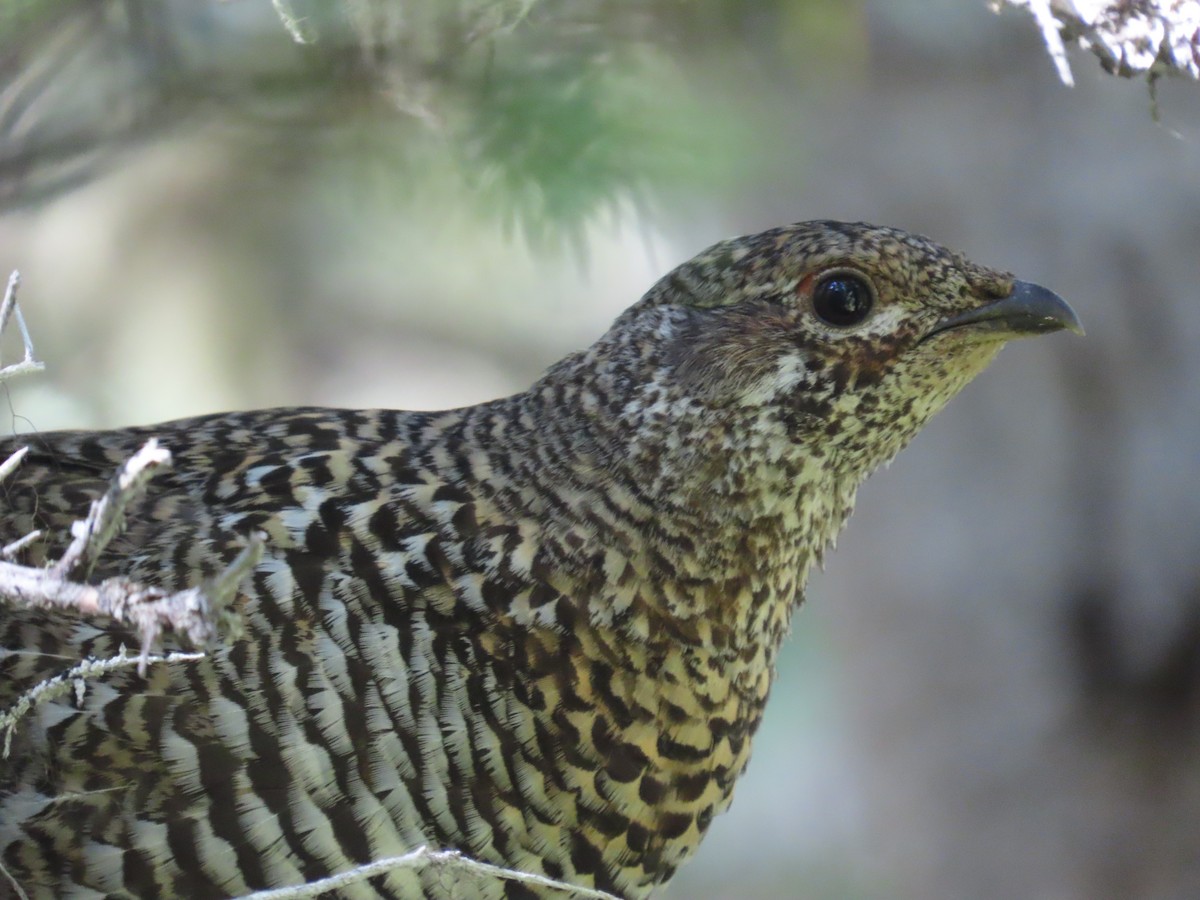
(0, 532), (262, 673)
(1016, 0), (1075, 85)
(1, 275), (37, 509)
(238, 845), (622, 900)
(0, 271), (44, 383)
(992, 0), (1200, 87)
(52, 439), (172, 579)
(0, 278), (258, 679)
(0, 271), (21, 341)
(0, 647), (208, 757)
(0, 444), (27, 482)
(271, 0), (316, 44)
(1, 529), (42, 560)
(1, 433), (261, 672)
(0, 856), (30, 900)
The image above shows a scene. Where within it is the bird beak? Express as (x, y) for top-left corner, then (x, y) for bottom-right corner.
(925, 280), (1084, 341)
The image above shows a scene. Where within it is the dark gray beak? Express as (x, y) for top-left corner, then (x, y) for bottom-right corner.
(925, 280), (1084, 341)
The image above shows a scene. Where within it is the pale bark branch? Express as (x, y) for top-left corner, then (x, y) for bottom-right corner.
(0, 270), (45, 383)
(0, 856), (30, 900)
(0, 648), (208, 758)
(52, 439), (172, 578)
(238, 845), (622, 900)
(270, 0), (316, 44)
(0, 444), (27, 484)
(0, 532), (262, 672)
(992, 0), (1200, 87)
(1, 528), (42, 560)
(0, 280), (259, 672)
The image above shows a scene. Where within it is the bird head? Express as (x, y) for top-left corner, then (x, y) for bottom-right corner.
(626, 220), (1082, 480)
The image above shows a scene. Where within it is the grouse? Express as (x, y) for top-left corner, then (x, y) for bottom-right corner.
(0, 221), (1081, 898)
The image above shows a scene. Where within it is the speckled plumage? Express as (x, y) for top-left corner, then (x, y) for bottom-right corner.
(0, 221), (1079, 899)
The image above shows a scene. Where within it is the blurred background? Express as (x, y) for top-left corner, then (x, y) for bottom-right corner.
(2, 1), (1199, 897)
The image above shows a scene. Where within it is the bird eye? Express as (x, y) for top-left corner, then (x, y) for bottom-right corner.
(811, 272), (874, 327)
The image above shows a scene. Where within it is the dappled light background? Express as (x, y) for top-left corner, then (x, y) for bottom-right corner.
(3, 1), (1200, 897)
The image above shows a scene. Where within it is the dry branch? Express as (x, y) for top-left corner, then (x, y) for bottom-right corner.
(0, 276), (258, 671)
(0, 271), (44, 383)
(0, 528), (262, 672)
(1, 268), (43, 493)
(993, 0), (1200, 86)
(53, 439), (172, 577)
(0, 434), (262, 670)
(0, 648), (208, 758)
(0, 444), (27, 484)
(239, 845), (622, 900)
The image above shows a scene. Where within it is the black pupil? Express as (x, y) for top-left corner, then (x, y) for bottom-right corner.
(813, 275), (872, 327)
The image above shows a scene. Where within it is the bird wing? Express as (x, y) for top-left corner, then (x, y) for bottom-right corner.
(0, 409), (505, 896)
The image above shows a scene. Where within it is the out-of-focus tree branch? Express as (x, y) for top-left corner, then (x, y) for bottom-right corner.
(0, 271), (43, 382)
(0, 0), (752, 247)
(992, 0), (1200, 87)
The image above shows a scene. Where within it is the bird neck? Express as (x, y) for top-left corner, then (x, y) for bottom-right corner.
(474, 333), (863, 673)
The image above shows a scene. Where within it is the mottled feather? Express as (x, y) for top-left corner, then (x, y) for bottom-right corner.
(0, 221), (1077, 898)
